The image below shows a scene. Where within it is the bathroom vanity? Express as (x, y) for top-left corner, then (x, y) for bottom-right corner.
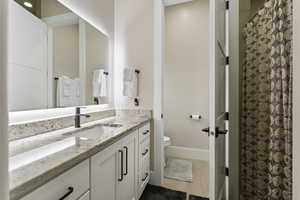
(7, 1), (152, 199)
(9, 114), (151, 200)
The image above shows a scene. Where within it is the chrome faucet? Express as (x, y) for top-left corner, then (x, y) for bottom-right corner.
(75, 107), (91, 128)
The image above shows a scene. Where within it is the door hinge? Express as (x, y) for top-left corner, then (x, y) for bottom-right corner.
(225, 167), (229, 176)
(225, 112), (229, 121)
(226, 1), (229, 10)
(226, 56), (230, 65)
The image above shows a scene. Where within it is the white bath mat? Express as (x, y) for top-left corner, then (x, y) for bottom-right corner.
(164, 158), (193, 182)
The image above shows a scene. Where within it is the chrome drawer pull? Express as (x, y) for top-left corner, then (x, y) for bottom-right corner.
(141, 173), (149, 182)
(142, 149), (149, 156)
(59, 187), (74, 200)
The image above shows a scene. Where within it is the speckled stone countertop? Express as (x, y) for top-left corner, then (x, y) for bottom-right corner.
(9, 116), (151, 200)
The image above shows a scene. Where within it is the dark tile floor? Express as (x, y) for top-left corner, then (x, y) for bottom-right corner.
(189, 194), (209, 200)
(140, 185), (209, 200)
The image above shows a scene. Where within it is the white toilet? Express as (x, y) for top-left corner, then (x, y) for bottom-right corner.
(164, 136), (171, 167)
(164, 136), (171, 147)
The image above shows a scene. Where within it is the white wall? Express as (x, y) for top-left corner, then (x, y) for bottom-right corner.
(86, 23), (109, 105)
(58, 0), (115, 108)
(58, 0), (114, 37)
(114, 0), (154, 109)
(164, 0), (209, 150)
(53, 24), (79, 79)
(293, 0), (299, 199)
(41, 0), (70, 18)
(8, 1), (48, 111)
(0, 0), (9, 199)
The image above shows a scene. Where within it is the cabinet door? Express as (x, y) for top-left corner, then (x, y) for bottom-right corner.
(117, 132), (137, 200)
(91, 144), (119, 200)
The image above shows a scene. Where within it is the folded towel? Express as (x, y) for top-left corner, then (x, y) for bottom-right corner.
(93, 69), (108, 101)
(93, 70), (101, 97)
(123, 67), (138, 98)
(123, 68), (134, 81)
(72, 78), (81, 106)
(57, 76), (81, 107)
(99, 70), (108, 97)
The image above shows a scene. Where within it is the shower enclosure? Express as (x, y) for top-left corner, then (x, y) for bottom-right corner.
(240, 0), (293, 199)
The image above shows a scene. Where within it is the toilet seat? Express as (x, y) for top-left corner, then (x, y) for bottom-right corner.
(164, 136), (171, 147)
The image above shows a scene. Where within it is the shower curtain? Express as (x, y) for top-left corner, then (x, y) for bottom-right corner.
(240, 0), (293, 199)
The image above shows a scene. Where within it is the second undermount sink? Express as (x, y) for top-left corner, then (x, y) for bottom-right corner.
(68, 125), (122, 142)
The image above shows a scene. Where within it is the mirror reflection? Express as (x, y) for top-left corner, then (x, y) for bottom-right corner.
(8, 0), (110, 111)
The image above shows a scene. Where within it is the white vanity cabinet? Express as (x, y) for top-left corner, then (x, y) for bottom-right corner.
(91, 131), (138, 200)
(20, 160), (90, 200)
(19, 122), (151, 200)
(91, 122), (151, 200)
(137, 123), (151, 199)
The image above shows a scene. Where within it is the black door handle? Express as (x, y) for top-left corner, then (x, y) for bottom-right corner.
(201, 127), (210, 136)
(202, 128), (209, 133)
(215, 127), (228, 137)
(118, 150), (124, 182)
(123, 146), (128, 176)
(59, 187), (74, 200)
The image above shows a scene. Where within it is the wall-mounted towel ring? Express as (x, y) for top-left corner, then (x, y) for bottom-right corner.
(190, 115), (201, 120)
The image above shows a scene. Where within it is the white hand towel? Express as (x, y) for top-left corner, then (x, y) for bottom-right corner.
(72, 78), (81, 106)
(99, 70), (108, 97)
(57, 76), (73, 107)
(123, 68), (138, 98)
(93, 70), (102, 97)
(123, 68), (134, 81)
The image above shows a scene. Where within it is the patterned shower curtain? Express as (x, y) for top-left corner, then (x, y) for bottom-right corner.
(240, 0), (293, 199)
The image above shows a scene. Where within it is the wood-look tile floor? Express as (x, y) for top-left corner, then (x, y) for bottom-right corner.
(163, 157), (209, 199)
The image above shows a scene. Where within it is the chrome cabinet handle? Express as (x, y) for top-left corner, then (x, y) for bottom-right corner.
(142, 149), (149, 156)
(59, 187), (74, 200)
(143, 130), (149, 135)
(123, 146), (128, 176)
(141, 173), (149, 182)
(118, 150), (124, 182)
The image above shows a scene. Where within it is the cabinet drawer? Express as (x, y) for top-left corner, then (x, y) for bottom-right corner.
(139, 123), (150, 142)
(21, 160), (89, 200)
(139, 139), (150, 162)
(138, 154), (150, 195)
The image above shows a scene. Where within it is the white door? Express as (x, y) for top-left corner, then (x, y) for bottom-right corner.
(117, 134), (136, 200)
(91, 144), (118, 200)
(209, 0), (227, 199)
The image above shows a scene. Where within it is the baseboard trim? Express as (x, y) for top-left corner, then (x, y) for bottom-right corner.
(166, 146), (209, 161)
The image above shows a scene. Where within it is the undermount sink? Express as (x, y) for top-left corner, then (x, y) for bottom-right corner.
(10, 125), (122, 171)
(73, 126), (114, 140)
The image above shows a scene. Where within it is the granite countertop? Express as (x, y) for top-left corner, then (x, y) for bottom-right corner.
(9, 116), (151, 200)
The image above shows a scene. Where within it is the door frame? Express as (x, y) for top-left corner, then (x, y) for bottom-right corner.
(228, 0), (240, 199)
(152, 0), (240, 199)
(0, 0), (9, 199)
